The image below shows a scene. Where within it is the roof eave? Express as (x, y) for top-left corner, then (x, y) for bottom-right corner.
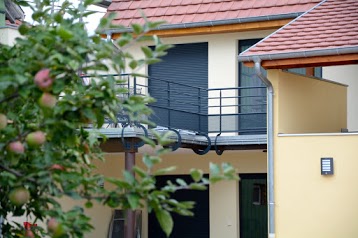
(238, 46), (358, 65)
(102, 12), (303, 35)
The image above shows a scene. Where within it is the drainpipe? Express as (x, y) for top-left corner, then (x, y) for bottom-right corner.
(254, 57), (275, 238)
(0, 0), (5, 27)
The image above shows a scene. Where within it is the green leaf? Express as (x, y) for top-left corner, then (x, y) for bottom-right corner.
(57, 26), (74, 40)
(176, 178), (187, 187)
(190, 169), (203, 182)
(210, 162), (220, 176)
(85, 201), (93, 208)
(131, 24), (143, 35)
(155, 209), (173, 237)
(141, 46), (153, 58)
(139, 136), (156, 148)
(123, 171), (135, 184)
(189, 183), (207, 191)
(153, 166), (177, 176)
(127, 193), (140, 209)
(129, 60), (138, 70)
(132, 166), (147, 178)
(143, 155), (154, 169)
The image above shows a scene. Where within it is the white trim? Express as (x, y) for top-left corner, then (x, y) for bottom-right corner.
(278, 132), (358, 137)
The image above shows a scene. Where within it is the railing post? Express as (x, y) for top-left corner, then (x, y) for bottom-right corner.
(127, 75), (131, 98)
(219, 90), (222, 133)
(168, 82), (171, 128)
(133, 76), (137, 95)
(198, 88), (201, 132)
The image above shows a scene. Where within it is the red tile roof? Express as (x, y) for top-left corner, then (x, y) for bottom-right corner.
(106, 0), (321, 28)
(239, 0), (358, 60)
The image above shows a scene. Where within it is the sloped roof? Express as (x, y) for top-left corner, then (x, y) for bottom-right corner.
(106, 0), (321, 29)
(239, 0), (358, 65)
(5, 0), (24, 25)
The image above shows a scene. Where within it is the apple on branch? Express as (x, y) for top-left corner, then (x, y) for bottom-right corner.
(26, 131), (46, 147)
(9, 187), (30, 206)
(7, 141), (25, 154)
(38, 92), (57, 109)
(34, 68), (53, 91)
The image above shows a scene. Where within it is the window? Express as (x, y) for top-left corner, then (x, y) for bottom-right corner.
(238, 39), (267, 135)
(287, 67), (322, 78)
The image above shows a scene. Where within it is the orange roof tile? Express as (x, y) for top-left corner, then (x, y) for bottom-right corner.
(106, 0), (321, 28)
(239, 0), (358, 61)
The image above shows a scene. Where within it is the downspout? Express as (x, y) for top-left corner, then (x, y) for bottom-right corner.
(0, 0), (5, 27)
(254, 57), (275, 238)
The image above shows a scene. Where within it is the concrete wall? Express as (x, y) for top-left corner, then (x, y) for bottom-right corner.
(72, 148), (267, 238)
(0, 27), (21, 45)
(274, 134), (358, 238)
(268, 70), (347, 134)
(323, 65), (358, 131)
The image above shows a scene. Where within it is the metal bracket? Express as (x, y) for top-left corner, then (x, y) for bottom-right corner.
(192, 133), (211, 155)
(163, 128), (182, 151)
(214, 133), (224, 155)
(121, 123), (148, 150)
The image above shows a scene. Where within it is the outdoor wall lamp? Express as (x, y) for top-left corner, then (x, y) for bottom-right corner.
(321, 158), (334, 175)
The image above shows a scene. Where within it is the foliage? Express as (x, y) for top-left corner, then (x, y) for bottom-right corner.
(0, 0), (238, 237)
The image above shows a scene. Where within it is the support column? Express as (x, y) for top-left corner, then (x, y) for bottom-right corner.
(125, 149), (136, 238)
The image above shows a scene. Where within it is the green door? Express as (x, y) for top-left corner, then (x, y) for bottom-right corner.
(239, 174), (268, 238)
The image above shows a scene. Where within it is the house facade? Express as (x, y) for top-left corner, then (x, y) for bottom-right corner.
(66, 0), (358, 238)
(0, 0), (23, 45)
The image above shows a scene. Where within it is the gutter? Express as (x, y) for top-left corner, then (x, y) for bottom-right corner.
(254, 57), (275, 238)
(238, 46), (358, 62)
(102, 12), (303, 35)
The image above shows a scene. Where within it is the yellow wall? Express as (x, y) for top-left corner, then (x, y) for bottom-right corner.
(323, 65), (358, 131)
(269, 70), (347, 134)
(274, 134), (358, 238)
(71, 148), (267, 238)
(270, 69), (357, 237)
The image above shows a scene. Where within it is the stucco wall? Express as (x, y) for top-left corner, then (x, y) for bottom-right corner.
(274, 134), (358, 238)
(67, 148), (267, 238)
(268, 70), (347, 134)
(323, 65), (358, 131)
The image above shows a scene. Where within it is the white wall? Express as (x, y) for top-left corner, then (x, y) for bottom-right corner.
(0, 27), (21, 45)
(323, 65), (358, 131)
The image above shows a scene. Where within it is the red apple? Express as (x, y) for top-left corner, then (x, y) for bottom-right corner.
(26, 131), (46, 147)
(24, 230), (35, 238)
(0, 113), (7, 129)
(49, 164), (65, 171)
(38, 92), (57, 109)
(7, 141), (25, 154)
(9, 187), (30, 206)
(34, 68), (53, 91)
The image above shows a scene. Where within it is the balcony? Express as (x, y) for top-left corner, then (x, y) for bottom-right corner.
(85, 74), (267, 154)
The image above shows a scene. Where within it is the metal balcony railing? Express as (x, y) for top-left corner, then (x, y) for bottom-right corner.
(88, 74), (267, 136)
